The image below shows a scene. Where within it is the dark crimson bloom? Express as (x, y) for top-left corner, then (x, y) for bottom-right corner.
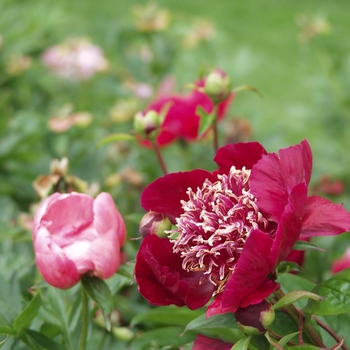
(193, 334), (233, 350)
(141, 80), (234, 146)
(135, 140), (350, 315)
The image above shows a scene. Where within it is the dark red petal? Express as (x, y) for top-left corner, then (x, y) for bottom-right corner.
(214, 142), (267, 174)
(193, 334), (233, 350)
(135, 235), (214, 309)
(250, 140), (312, 220)
(141, 170), (215, 222)
(221, 230), (274, 312)
(268, 183), (307, 269)
(300, 196), (350, 238)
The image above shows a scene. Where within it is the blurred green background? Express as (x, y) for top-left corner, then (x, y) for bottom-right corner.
(1, 0), (350, 349)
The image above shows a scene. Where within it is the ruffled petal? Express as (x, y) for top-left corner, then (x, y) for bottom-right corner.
(221, 230), (274, 312)
(141, 170), (216, 222)
(300, 196), (350, 238)
(135, 235), (214, 309)
(214, 142), (267, 174)
(268, 183), (307, 269)
(250, 140), (312, 221)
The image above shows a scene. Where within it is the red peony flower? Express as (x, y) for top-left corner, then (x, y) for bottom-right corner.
(193, 334), (233, 350)
(141, 80), (234, 146)
(135, 140), (350, 315)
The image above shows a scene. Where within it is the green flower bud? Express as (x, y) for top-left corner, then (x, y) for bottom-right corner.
(134, 110), (161, 138)
(234, 300), (275, 336)
(204, 69), (232, 103)
(139, 211), (172, 238)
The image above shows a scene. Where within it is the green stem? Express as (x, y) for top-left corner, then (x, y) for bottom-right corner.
(212, 104), (219, 153)
(151, 140), (168, 175)
(274, 289), (325, 348)
(79, 284), (89, 350)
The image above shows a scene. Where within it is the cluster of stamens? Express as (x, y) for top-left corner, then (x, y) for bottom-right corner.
(168, 166), (275, 295)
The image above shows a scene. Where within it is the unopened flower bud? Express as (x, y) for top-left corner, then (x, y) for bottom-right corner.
(234, 300), (275, 336)
(134, 110), (161, 138)
(204, 69), (231, 103)
(139, 211), (172, 238)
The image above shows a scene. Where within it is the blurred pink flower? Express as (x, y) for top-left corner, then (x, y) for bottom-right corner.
(332, 248), (350, 274)
(41, 38), (109, 81)
(32, 192), (126, 289)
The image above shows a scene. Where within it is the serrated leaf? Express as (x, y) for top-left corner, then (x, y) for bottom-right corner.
(130, 306), (202, 327)
(273, 291), (324, 310)
(197, 106), (215, 138)
(96, 133), (135, 148)
(82, 276), (114, 331)
(25, 329), (68, 350)
(304, 268), (350, 315)
(292, 240), (325, 252)
(231, 336), (251, 350)
(183, 313), (237, 335)
(13, 293), (42, 336)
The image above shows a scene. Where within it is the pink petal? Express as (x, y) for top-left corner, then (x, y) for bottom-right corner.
(250, 140), (312, 220)
(300, 196), (350, 238)
(221, 230), (274, 312)
(268, 183), (307, 269)
(88, 193), (125, 278)
(141, 170), (215, 222)
(193, 334), (233, 350)
(214, 142), (267, 174)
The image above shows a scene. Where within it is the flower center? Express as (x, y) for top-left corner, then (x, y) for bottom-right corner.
(169, 166), (276, 295)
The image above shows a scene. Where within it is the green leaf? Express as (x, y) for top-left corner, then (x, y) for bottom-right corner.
(13, 293), (42, 336)
(273, 291), (324, 310)
(0, 326), (15, 335)
(182, 313), (237, 334)
(25, 329), (69, 350)
(292, 240), (325, 252)
(304, 268), (350, 315)
(231, 336), (251, 350)
(82, 276), (114, 331)
(96, 133), (135, 148)
(276, 331), (300, 348)
(250, 334), (270, 350)
(232, 84), (262, 97)
(130, 306), (202, 327)
(128, 326), (195, 350)
(277, 261), (304, 274)
(197, 106), (215, 138)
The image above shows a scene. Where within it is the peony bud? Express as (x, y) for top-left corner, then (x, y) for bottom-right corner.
(234, 300), (275, 336)
(32, 192), (126, 289)
(204, 69), (232, 103)
(139, 211), (171, 238)
(134, 110), (161, 139)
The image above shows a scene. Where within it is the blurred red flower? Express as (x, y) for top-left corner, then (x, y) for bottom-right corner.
(140, 80), (234, 146)
(33, 192), (126, 289)
(332, 248), (350, 274)
(192, 334), (233, 350)
(135, 140), (350, 314)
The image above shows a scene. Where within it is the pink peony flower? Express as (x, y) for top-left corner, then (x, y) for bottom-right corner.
(41, 38), (109, 81)
(331, 248), (350, 274)
(32, 192), (126, 289)
(135, 140), (350, 314)
(140, 80), (234, 146)
(192, 334), (233, 350)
